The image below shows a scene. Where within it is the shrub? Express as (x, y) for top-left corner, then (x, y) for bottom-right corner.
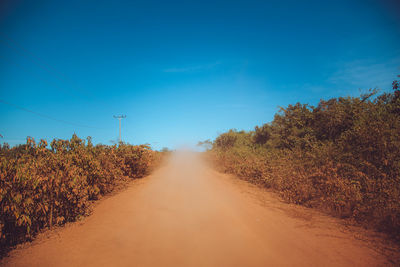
(208, 76), (400, 240)
(0, 135), (161, 255)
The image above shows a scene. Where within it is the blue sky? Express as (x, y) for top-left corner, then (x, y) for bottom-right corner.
(1, 0), (399, 150)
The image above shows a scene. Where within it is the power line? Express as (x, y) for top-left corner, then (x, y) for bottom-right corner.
(0, 35), (127, 137)
(0, 99), (104, 129)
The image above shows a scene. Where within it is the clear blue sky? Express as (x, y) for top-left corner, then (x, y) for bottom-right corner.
(1, 0), (399, 150)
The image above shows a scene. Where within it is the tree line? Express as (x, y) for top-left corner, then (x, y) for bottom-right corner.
(208, 76), (400, 240)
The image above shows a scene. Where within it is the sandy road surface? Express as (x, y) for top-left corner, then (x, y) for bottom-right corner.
(1, 151), (396, 266)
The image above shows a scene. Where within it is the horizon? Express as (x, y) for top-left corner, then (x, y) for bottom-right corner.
(1, 0), (400, 150)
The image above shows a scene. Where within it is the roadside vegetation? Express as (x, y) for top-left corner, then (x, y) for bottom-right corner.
(0, 134), (162, 255)
(207, 76), (400, 240)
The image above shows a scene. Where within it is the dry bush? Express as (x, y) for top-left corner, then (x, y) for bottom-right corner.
(209, 76), (400, 240)
(0, 135), (161, 255)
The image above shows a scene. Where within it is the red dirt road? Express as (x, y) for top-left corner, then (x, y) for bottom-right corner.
(1, 152), (396, 266)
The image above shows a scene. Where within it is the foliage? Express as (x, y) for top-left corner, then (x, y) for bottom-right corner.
(0, 135), (161, 255)
(197, 140), (213, 151)
(209, 76), (400, 240)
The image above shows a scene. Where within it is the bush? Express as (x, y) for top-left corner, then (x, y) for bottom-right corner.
(208, 76), (400, 240)
(0, 135), (161, 255)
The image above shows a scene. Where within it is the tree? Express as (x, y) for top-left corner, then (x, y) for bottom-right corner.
(197, 139), (213, 150)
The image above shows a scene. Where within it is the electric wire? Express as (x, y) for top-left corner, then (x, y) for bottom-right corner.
(0, 35), (114, 130)
(0, 99), (105, 129)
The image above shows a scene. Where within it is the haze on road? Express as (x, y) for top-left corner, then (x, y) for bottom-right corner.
(2, 151), (392, 266)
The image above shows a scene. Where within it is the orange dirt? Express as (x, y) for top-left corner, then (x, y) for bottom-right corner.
(1, 151), (398, 266)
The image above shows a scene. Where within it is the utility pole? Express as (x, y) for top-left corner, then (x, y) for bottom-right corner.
(113, 115), (126, 143)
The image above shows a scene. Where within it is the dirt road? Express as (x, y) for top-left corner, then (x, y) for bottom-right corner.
(2, 151), (396, 266)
